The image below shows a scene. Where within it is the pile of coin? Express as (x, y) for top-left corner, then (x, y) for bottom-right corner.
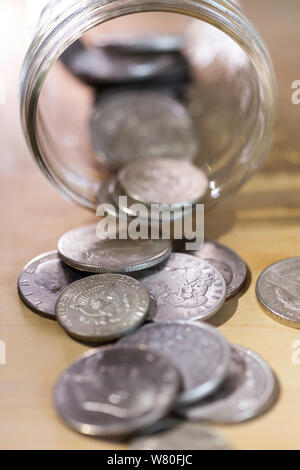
(52, 321), (276, 443)
(17, 224), (278, 445)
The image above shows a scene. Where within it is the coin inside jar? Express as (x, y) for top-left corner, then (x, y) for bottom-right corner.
(135, 252), (226, 323)
(89, 92), (198, 167)
(17, 251), (85, 320)
(53, 346), (181, 438)
(108, 178), (193, 222)
(56, 274), (150, 343)
(118, 158), (208, 206)
(57, 224), (172, 273)
(118, 321), (230, 405)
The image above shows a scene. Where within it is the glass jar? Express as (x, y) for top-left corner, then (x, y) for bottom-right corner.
(20, 0), (276, 211)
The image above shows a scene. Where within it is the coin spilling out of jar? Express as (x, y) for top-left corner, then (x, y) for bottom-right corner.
(19, 5), (277, 447)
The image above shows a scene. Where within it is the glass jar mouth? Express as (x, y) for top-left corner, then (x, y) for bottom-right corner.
(20, 0), (277, 211)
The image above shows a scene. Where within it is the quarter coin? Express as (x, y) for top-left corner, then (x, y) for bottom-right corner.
(177, 344), (276, 423)
(53, 346), (181, 438)
(56, 274), (150, 343)
(17, 251), (85, 320)
(136, 252), (226, 322)
(90, 92), (198, 167)
(256, 258), (300, 328)
(119, 321), (230, 405)
(57, 224), (172, 273)
(118, 158), (208, 206)
(190, 240), (247, 300)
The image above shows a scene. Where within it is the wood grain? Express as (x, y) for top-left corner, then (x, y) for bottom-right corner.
(1, 0), (300, 450)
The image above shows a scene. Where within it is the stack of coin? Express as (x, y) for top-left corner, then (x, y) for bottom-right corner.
(17, 227), (249, 338)
(52, 322), (277, 441)
(18, 229), (248, 331)
(18, 224), (173, 334)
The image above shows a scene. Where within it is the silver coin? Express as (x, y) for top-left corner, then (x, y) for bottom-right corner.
(96, 34), (185, 54)
(190, 241), (247, 300)
(17, 251), (85, 320)
(136, 253), (226, 322)
(177, 344), (276, 424)
(53, 346), (180, 438)
(57, 224), (172, 273)
(130, 423), (231, 450)
(62, 41), (186, 86)
(118, 158), (208, 206)
(119, 322), (230, 405)
(90, 92), (198, 167)
(56, 274), (150, 343)
(256, 258), (300, 328)
(110, 178), (194, 222)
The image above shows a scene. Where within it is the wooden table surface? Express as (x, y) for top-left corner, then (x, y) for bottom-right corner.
(1, 0), (300, 450)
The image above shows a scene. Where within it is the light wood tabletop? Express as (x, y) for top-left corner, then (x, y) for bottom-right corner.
(1, 0), (300, 450)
